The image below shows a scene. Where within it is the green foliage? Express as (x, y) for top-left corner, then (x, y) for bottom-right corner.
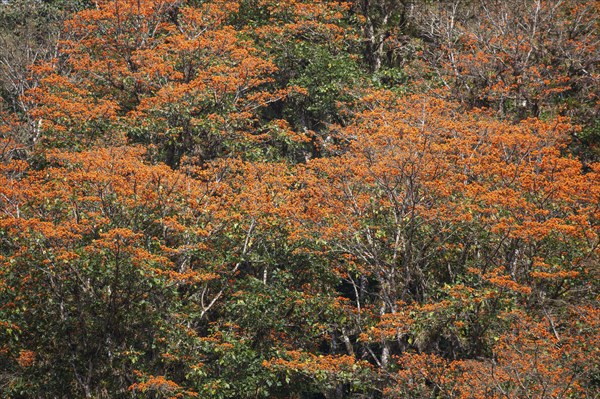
(282, 43), (362, 130)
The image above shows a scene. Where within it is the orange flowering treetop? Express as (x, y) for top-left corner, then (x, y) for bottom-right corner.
(26, 0), (307, 165)
(284, 91), (599, 394)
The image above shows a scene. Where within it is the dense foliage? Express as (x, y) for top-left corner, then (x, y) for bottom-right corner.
(1, 0), (598, 398)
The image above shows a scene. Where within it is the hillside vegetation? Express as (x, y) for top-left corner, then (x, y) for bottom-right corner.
(0, 1), (599, 398)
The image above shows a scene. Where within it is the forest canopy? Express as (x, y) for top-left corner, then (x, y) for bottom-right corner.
(0, 0), (599, 398)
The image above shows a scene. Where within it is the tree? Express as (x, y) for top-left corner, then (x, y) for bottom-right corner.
(352, 0), (418, 73)
(412, 0), (600, 159)
(0, 0), (89, 153)
(0, 146), (228, 396)
(237, 0), (363, 159)
(27, 0), (302, 165)
(294, 90), (599, 395)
